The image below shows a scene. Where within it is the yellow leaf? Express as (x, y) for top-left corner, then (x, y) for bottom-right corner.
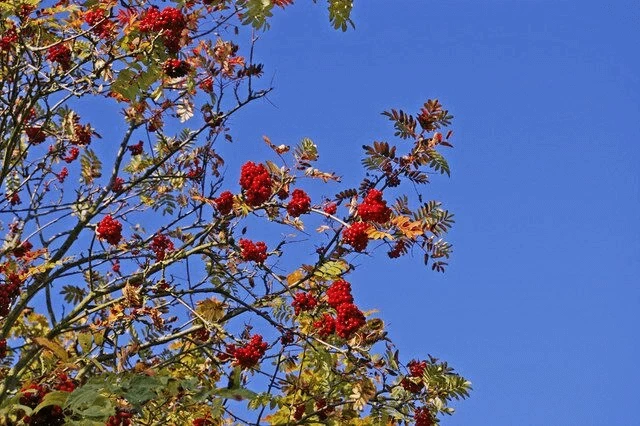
(287, 269), (306, 287)
(33, 337), (68, 362)
(196, 297), (227, 323)
(366, 228), (393, 240)
(392, 216), (425, 239)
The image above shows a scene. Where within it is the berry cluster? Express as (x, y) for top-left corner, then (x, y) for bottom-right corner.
(84, 8), (114, 39)
(291, 292), (317, 316)
(150, 233), (174, 262)
(25, 127), (46, 144)
(326, 279), (354, 308)
(96, 215), (123, 245)
(46, 44), (71, 70)
(357, 189), (391, 223)
(53, 373), (77, 393)
(323, 202), (337, 215)
(334, 302), (366, 339)
(19, 383), (65, 426)
(0, 26), (17, 52)
(312, 280), (366, 340)
(239, 161), (272, 207)
(138, 7), (186, 53)
(313, 313), (336, 338)
(401, 359), (427, 393)
(227, 334), (268, 369)
(13, 240), (33, 258)
(214, 190), (234, 215)
(112, 177), (125, 193)
(128, 141), (144, 155)
(162, 58), (190, 78)
(56, 167), (69, 183)
(0, 338), (6, 360)
(63, 147), (79, 163)
(286, 189), (311, 217)
(192, 417), (215, 426)
(342, 222), (370, 252)
(239, 239), (268, 264)
(106, 409), (133, 426)
(0, 273), (21, 316)
(414, 406), (434, 426)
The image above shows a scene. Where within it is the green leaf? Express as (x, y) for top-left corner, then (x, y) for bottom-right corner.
(328, 0), (354, 31)
(33, 391), (68, 413)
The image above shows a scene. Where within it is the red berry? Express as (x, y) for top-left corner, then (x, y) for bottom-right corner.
(228, 334), (268, 369)
(162, 58), (190, 78)
(326, 279), (353, 308)
(342, 222), (370, 252)
(239, 161), (272, 207)
(46, 43), (71, 70)
(335, 302), (366, 339)
(150, 233), (174, 262)
(313, 313), (336, 338)
(415, 406), (434, 426)
(357, 189), (392, 223)
(214, 191), (234, 215)
(323, 202), (337, 215)
(96, 215), (123, 245)
(238, 239), (268, 264)
(291, 292), (317, 315)
(286, 189), (311, 217)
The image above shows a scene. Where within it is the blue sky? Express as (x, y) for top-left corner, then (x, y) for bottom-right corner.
(226, 1), (639, 424)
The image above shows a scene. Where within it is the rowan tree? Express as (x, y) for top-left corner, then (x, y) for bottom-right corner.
(0, 0), (470, 424)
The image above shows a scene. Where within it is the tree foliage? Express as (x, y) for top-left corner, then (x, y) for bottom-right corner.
(0, 0), (470, 424)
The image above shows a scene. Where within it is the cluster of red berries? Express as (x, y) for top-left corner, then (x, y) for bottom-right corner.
(192, 417), (214, 426)
(342, 222), (370, 252)
(106, 409), (133, 426)
(326, 279), (354, 308)
(238, 239), (267, 264)
(84, 8), (114, 39)
(357, 189), (392, 223)
(0, 338), (7, 360)
(291, 292), (317, 316)
(54, 373), (77, 392)
(239, 161), (272, 207)
(162, 58), (190, 78)
(138, 7), (186, 53)
(128, 141), (144, 155)
(19, 384), (62, 426)
(401, 359), (427, 393)
(286, 189), (311, 217)
(46, 43), (71, 70)
(112, 177), (125, 193)
(96, 215), (123, 245)
(414, 406), (434, 426)
(13, 240), (33, 258)
(63, 146), (79, 163)
(314, 313), (336, 338)
(0, 273), (21, 316)
(334, 302), (366, 339)
(312, 280), (366, 340)
(0, 26), (17, 52)
(323, 202), (337, 215)
(150, 233), (174, 262)
(25, 127), (46, 144)
(56, 167), (68, 183)
(214, 190), (234, 215)
(226, 334), (268, 369)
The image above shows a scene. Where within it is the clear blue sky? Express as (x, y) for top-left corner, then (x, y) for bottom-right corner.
(226, 1), (639, 424)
